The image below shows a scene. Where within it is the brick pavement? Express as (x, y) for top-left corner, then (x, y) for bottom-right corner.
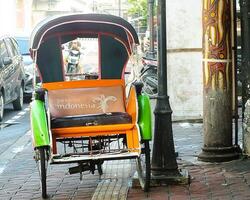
(128, 159), (250, 200)
(1, 117), (250, 200)
(127, 122), (250, 200)
(0, 140), (100, 200)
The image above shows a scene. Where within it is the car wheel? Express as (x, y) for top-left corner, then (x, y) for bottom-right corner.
(0, 92), (4, 122)
(13, 87), (23, 110)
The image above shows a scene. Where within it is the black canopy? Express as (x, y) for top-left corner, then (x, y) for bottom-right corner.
(30, 13), (139, 50)
(30, 14), (139, 83)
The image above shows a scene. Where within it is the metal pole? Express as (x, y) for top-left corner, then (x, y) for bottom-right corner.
(148, 0), (156, 59)
(118, 0), (121, 16)
(198, 0), (239, 162)
(240, 0), (250, 113)
(151, 0), (179, 176)
(232, 0), (239, 147)
(240, 0), (250, 154)
(92, 0), (96, 12)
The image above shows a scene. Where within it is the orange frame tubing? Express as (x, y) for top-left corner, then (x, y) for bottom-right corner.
(42, 79), (125, 90)
(44, 80), (140, 154)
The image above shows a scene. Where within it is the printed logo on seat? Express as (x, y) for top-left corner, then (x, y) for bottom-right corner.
(48, 86), (125, 118)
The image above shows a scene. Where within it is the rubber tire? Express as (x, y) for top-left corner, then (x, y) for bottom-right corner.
(136, 140), (151, 192)
(143, 141), (150, 192)
(39, 148), (47, 199)
(13, 87), (23, 110)
(0, 92), (4, 122)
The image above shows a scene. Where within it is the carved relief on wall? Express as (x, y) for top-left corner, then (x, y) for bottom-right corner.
(203, 0), (231, 91)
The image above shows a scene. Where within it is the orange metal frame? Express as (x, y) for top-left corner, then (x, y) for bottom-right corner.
(42, 79), (140, 154)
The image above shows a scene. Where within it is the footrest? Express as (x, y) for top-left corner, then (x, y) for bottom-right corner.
(51, 151), (139, 164)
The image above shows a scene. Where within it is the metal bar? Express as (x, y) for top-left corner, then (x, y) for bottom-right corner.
(56, 135), (125, 142)
(148, 0), (155, 57)
(240, 0), (250, 114)
(232, 0), (239, 146)
(117, 134), (121, 150)
(108, 137), (111, 152)
(151, 0), (179, 175)
(82, 137), (84, 152)
(64, 140), (66, 154)
(51, 153), (139, 164)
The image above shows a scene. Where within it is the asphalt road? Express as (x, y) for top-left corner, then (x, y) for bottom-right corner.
(0, 103), (30, 172)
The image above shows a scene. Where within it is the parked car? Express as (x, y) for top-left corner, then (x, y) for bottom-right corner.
(0, 36), (25, 121)
(15, 36), (33, 98)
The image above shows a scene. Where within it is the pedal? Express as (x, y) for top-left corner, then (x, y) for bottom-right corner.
(68, 163), (90, 174)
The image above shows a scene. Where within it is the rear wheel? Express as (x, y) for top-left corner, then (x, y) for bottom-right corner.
(136, 140), (150, 192)
(38, 148), (48, 199)
(13, 86), (23, 110)
(0, 92), (4, 122)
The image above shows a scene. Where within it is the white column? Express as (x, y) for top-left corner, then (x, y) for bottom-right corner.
(166, 0), (203, 120)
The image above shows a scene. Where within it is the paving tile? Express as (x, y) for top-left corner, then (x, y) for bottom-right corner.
(1, 114), (250, 200)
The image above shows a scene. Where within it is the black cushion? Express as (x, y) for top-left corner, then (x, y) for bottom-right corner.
(51, 112), (132, 128)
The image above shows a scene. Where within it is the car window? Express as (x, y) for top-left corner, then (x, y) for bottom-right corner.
(0, 40), (8, 67)
(15, 37), (29, 55)
(10, 38), (19, 56)
(0, 40), (8, 58)
(4, 38), (16, 57)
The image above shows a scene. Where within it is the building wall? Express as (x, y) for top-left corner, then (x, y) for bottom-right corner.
(0, 0), (203, 119)
(17, 0), (33, 34)
(31, 0), (129, 28)
(0, 0), (16, 35)
(166, 0), (203, 119)
(0, 0), (33, 36)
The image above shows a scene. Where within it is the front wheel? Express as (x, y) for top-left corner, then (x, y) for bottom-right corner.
(136, 140), (151, 192)
(38, 148), (48, 199)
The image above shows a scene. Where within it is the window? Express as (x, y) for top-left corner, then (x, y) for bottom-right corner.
(4, 38), (16, 57)
(0, 40), (8, 67)
(0, 40), (8, 58)
(10, 38), (20, 56)
(62, 37), (99, 81)
(15, 37), (29, 55)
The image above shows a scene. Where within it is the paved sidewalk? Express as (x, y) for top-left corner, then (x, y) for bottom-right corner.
(0, 140), (100, 200)
(1, 106), (249, 199)
(128, 158), (250, 200)
(127, 122), (250, 200)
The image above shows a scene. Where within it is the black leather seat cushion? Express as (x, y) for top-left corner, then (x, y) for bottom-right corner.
(51, 112), (132, 128)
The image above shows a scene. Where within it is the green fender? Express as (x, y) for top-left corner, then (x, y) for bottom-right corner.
(30, 100), (50, 148)
(138, 94), (152, 140)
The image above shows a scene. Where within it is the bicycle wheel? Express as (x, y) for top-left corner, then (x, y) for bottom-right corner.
(136, 140), (150, 192)
(38, 148), (48, 198)
(141, 73), (158, 98)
